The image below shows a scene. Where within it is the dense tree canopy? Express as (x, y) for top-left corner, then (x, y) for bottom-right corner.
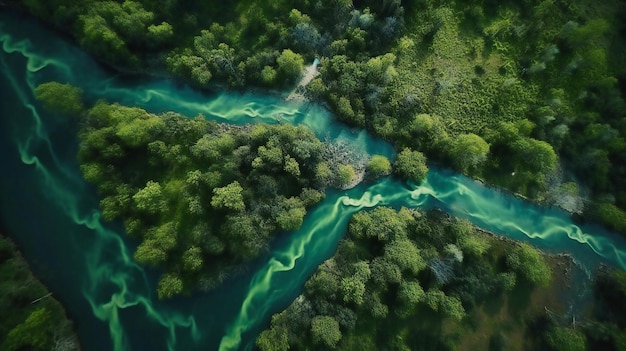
(72, 99), (353, 297)
(34, 82), (85, 116)
(20, 2), (626, 349)
(258, 207), (556, 350)
(393, 148), (428, 183)
(21, 0), (626, 234)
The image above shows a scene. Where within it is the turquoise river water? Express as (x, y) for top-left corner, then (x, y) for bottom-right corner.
(1, 11), (626, 351)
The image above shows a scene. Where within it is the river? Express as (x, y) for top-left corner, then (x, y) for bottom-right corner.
(1, 11), (625, 351)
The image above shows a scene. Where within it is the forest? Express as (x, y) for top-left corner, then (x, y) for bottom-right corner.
(76, 99), (330, 297)
(34, 82), (416, 298)
(15, 0), (626, 233)
(0, 235), (79, 351)
(8, 0), (626, 350)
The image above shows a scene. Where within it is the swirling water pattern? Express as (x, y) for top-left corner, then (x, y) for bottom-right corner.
(1, 12), (625, 351)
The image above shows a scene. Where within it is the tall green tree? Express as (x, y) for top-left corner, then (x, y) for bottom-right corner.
(79, 14), (129, 64)
(546, 327), (587, 351)
(256, 326), (289, 351)
(337, 164), (356, 187)
(506, 243), (551, 287)
(133, 181), (167, 214)
(276, 49), (304, 83)
(394, 148), (428, 183)
(4, 308), (54, 351)
(157, 273), (183, 299)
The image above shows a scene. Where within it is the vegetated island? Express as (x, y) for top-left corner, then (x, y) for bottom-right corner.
(0, 234), (80, 351)
(36, 82), (403, 298)
(257, 207), (626, 351)
(9, 0), (626, 349)
(13, 0), (626, 233)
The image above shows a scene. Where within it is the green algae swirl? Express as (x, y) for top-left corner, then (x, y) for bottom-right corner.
(1, 12), (626, 351)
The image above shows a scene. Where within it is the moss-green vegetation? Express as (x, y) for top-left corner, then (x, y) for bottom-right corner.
(365, 154), (391, 178)
(506, 242), (552, 287)
(19, 0), (403, 88)
(546, 327), (587, 351)
(0, 235), (79, 351)
(73, 98), (373, 297)
(34, 81), (85, 116)
(589, 203), (626, 234)
(257, 207), (561, 350)
(386, 0), (624, 199)
(314, 0), (625, 227)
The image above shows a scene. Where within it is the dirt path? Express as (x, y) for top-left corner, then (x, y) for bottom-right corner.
(285, 63), (319, 102)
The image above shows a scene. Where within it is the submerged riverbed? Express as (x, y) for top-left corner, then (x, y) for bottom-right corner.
(1, 11), (626, 351)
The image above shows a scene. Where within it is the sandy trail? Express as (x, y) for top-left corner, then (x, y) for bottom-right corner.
(285, 62), (319, 102)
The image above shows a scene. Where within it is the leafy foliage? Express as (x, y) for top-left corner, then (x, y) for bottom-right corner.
(506, 242), (552, 287)
(311, 315), (342, 348)
(449, 133), (489, 174)
(0, 235), (79, 351)
(157, 273), (183, 299)
(590, 203), (626, 233)
(22, 0), (626, 233)
(77, 102), (334, 297)
(34, 82), (85, 116)
(365, 155), (391, 178)
(393, 148), (428, 183)
(276, 49), (304, 84)
(546, 327), (587, 351)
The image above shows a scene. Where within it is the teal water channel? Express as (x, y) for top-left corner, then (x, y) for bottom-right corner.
(1, 11), (625, 351)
